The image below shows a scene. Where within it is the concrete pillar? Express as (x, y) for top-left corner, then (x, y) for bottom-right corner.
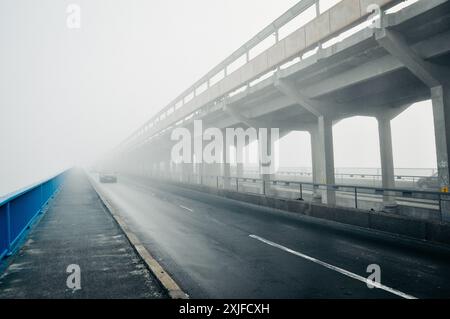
(202, 132), (221, 186)
(182, 162), (193, 183)
(313, 116), (336, 205)
(195, 162), (203, 184)
(147, 158), (153, 177)
(236, 142), (244, 178)
(181, 135), (193, 183)
(432, 85), (450, 220)
(164, 149), (172, 180)
(258, 129), (275, 195)
(206, 163), (221, 187)
(152, 162), (157, 177)
(309, 127), (324, 202)
(201, 127), (220, 187)
(222, 130), (231, 189)
(310, 128), (322, 183)
(377, 115), (397, 212)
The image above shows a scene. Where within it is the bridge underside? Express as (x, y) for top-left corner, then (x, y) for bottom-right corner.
(112, 1), (450, 217)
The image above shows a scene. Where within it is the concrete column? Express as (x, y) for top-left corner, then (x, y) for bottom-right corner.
(152, 162), (158, 177)
(192, 133), (203, 184)
(236, 142), (244, 178)
(315, 116), (336, 205)
(309, 127), (324, 202)
(222, 130), (231, 189)
(181, 135), (193, 182)
(141, 149), (147, 176)
(309, 128), (322, 183)
(377, 115), (397, 213)
(182, 162), (193, 183)
(203, 137), (221, 187)
(432, 85), (450, 220)
(195, 162), (203, 184)
(258, 129), (275, 195)
(163, 149), (172, 180)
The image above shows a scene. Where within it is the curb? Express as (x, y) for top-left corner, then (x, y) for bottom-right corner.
(87, 174), (189, 299)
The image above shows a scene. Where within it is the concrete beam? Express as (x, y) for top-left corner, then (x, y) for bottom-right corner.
(222, 104), (265, 128)
(242, 94), (296, 119)
(284, 29), (450, 99)
(375, 28), (443, 88)
(274, 77), (326, 117)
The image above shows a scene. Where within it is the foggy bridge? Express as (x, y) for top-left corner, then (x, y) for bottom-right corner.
(2, 0), (450, 299)
(109, 0), (450, 219)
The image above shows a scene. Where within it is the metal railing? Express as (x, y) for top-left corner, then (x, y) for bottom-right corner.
(0, 171), (67, 260)
(228, 168), (438, 189)
(153, 171), (449, 221)
(276, 172), (438, 189)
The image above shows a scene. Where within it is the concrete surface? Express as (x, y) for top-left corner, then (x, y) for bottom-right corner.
(0, 170), (167, 299)
(115, 0), (450, 223)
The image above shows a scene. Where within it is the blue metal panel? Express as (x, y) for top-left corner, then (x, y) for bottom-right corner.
(0, 204), (8, 260)
(0, 170), (68, 260)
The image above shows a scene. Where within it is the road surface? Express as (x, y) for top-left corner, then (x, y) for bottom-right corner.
(91, 173), (450, 299)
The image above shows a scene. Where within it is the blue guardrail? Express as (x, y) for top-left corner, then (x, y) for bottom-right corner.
(0, 171), (67, 260)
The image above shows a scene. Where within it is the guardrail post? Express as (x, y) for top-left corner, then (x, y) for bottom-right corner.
(354, 187), (358, 209)
(299, 183), (303, 200)
(236, 178), (239, 192)
(216, 176), (219, 189)
(262, 180), (266, 195)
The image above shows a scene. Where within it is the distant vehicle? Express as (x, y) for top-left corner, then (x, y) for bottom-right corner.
(99, 172), (117, 183)
(417, 173), (439, 190)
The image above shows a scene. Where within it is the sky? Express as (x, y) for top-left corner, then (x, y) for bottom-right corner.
(0, 0), (437, 196)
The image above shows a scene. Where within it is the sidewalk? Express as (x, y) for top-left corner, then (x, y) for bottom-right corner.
(0, 169), (167, 298)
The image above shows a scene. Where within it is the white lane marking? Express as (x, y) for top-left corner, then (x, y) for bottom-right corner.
(179, 205), (194, 213)
(249, 234), (417, 299)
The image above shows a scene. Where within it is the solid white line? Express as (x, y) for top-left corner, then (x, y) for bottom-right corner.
(249, 234), (417, 299)
(179, 205), (194, 213)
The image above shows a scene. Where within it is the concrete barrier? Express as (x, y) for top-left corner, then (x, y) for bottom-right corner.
(169, 180), (450, 246)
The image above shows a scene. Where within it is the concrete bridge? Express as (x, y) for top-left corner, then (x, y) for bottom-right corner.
(108, 0), (450, 219)
(2, 0), (450, 299)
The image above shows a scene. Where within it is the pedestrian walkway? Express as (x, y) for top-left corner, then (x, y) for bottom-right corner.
(0, 169), (167, 298)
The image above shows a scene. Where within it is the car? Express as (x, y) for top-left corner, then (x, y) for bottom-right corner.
(99, 172), (117, 183)
(416, 172), (439, 190)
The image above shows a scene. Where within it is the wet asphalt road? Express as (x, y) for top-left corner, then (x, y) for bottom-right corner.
(92, 173), (450, 299)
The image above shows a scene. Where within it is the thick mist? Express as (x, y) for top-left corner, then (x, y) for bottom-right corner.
(0, 0), (436, 196)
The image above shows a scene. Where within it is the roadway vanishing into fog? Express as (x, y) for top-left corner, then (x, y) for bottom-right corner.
(91, 174), (450, 299)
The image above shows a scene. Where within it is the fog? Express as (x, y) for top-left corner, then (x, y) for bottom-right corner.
(0, 0), (437, 196)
